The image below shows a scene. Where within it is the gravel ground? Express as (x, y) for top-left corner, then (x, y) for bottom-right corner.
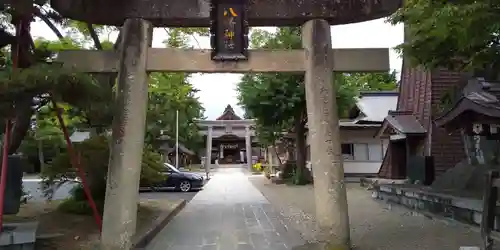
(249, 175), (495, 250)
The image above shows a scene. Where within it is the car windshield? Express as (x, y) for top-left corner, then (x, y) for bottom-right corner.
(164, 163), (181, 173)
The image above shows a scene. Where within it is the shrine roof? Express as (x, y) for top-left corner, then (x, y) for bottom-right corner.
(49, 0), (401, 27)
(435, 78), (500, 131)
(216, 105), (242, 121)
(376, 110), (427, 137)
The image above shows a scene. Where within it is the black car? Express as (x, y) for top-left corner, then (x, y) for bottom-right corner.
(142, 163), (205, 192)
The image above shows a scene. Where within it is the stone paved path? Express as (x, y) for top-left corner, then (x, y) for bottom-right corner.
(249, 175), (494, 250)
(145, 167), (304, 250)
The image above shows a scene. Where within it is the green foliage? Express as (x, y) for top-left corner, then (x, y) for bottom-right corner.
(42, 135), (166, 204)
(146, 72), (204, 150)
(344, 71), (398, 91)
(145, 28), (207, 150)
(239, 27), (394, 146)
(238, 27), (397, 185)
(291, 167), (309, 185)
(389, 0), (500, 75)
(0, 63), (102, 117)
(164, 28), (209, 48)
(34, 37), (83, 52)
(238, 27), (306, 146)
(58, 186), (105, 215)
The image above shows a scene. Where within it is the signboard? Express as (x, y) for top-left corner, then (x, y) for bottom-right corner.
(222, 144), (239, 149)
(210, 0), (249, 61)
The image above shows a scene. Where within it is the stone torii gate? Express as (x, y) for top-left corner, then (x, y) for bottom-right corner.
(52, 0), (400, 249)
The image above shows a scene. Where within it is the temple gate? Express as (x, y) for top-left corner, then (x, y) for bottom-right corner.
(197, 105), (258, 166)
(52, 0), (400, 249)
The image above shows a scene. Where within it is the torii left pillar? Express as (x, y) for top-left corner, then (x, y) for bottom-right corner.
(100, 18), (152, 250)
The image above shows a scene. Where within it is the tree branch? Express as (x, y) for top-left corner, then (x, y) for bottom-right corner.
(190, 34), (201, 49)
(113, 27), (122, 50)
(33, 9), (64, 40)
(86, 23), (103, 50)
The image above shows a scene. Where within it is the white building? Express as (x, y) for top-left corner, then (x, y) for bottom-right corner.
(306, 91), (398, 176)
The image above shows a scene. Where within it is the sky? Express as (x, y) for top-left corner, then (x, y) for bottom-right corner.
(30, 18), (404, 120)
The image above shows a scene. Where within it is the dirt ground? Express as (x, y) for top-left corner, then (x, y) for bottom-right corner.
(249, 175), (493, 250)
(4, 199), (183, 250)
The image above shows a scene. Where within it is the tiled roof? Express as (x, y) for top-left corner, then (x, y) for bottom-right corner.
(216, 105), (242, 120)
(435, 77), (500, 129)
(354, 91), (398, 123)
(377, 110), (427, 137)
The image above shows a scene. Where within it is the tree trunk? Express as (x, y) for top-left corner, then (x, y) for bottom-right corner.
(272, 143), (282, 165)
(294, 114), (309, 184)
(7, 18), (33, 155)
(8, 99), (34, 154)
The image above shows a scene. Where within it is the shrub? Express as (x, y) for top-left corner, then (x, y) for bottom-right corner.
(58, 197), (105, 215)
(41, 135), (166, 213)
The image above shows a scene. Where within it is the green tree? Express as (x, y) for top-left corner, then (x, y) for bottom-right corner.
(0, 1), (207, 201)
(238, 28), (398, 184)
(345, 70), (398, 91)
(389, 0), (500, 77)
(146, 72), (204, 150)
(237, 28), (357, 184)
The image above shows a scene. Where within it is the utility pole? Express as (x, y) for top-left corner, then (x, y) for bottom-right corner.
(175, 110), (179, 169)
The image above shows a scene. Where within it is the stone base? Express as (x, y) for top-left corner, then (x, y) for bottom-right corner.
(360, 177), (408, 189)
(374, 184), (496, 230)
(0, 222), (38, 250)
(431, 160), (499, 198)
(291, 242), (351, 250)
(271, 176), (285, 184)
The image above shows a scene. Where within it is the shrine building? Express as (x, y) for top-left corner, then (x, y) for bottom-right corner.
(197, 105), (261, 165)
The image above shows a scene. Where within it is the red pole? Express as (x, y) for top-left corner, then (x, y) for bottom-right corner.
(0, 19), (23, 233)
(52, 101), (102, 231)
(0, 121), (11, 233)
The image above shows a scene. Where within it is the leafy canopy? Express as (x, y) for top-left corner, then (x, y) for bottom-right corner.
(389, 0), (500, 75)
(238, 27), (397, 146)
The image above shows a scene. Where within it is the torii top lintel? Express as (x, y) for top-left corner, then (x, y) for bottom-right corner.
(50, 0), (402, 27)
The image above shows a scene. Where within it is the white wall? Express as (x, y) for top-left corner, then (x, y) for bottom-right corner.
(344, 162), (381, 174)
(306, 128), (387, 175)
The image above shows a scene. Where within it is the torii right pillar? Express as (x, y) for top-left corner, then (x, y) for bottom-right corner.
(302, 19), (350, 250)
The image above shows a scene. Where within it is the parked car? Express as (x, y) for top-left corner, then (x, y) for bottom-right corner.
(141, 163), (205, 192)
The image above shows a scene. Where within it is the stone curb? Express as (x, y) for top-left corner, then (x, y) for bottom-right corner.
(133, 199), (187, 249)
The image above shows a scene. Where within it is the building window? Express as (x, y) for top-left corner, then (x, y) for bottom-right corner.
(368, 144), (383, 161)
(306, 145), (311, 161)
(354, 144), (368, 161)
(342, 143), (384, 162)
(341, 144), (354, 160)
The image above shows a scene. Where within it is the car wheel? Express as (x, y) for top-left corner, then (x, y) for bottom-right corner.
(150, 184), (160, 192)
(178, 180), (192, 192)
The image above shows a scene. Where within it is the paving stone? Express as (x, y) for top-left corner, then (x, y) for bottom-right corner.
(269, 242), (290, 250)
(235, 230), (251, 244)
(200, 245), (217, 250)
(145, 167), (305, 250)
(236, 243), (255, 250)
(249, 176), (493, 250)
(249, 233), (270, 249)
(202, 231), (219, 245)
